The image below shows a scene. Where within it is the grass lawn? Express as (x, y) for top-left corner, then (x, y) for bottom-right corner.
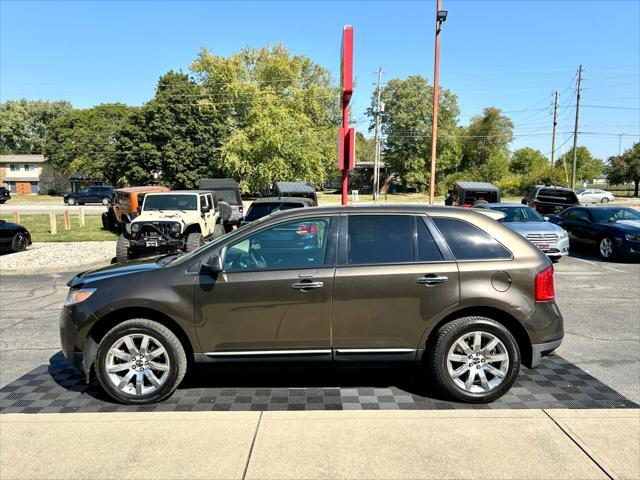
(1, 213), (116, 242)
(6, 194), (65, 203)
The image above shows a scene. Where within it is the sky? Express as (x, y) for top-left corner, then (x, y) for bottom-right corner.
(1, 0), (639, 161)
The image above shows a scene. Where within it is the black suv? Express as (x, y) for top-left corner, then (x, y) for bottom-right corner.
(244, 197), (315, 223)
(64, 186), (115, 206)
(0, 187), (10, 204)
(521, 185), (579, 215)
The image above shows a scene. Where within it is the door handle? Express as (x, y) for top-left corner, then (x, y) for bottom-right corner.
(416, 275), (448, 285)
(291, 281), (324, 290)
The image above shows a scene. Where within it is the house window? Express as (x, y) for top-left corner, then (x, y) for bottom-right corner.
(9, 164), (19, 172)
(24, 164), (35, 171)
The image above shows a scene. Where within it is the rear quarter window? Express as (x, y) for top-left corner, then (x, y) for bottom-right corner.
(432, 217), (512, 261)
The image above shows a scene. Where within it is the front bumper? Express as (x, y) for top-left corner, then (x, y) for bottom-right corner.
(60, 305), (98, 382)
(128, 236), (184, 252)
(616, 238), (640, 260)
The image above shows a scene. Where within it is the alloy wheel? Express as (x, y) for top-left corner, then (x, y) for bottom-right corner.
(599, 238), (614, 258)
(446, 331), (509, 394)
(105, 334), (170, 396)
(13, 233), (27, 251)
(601, 197), (609, 204)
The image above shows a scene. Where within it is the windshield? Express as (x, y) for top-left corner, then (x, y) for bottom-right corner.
(143, 194), (197, 211)
(492, 206), (545, 223)
(245, 202), (304, 222)
(590, 207), (640, 223)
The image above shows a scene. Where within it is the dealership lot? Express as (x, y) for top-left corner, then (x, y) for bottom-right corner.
(0, 252), (638, 407)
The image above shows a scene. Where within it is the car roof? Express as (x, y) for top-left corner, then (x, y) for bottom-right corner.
(257, 204), (493, 219)
(251, 197), (314, 205)
(145, 190), (212, 195)
(115, 186), (169, 194)
(485, 203), (528, 208)
(454, 182), (500, 191)
(274, 181), (316, 194)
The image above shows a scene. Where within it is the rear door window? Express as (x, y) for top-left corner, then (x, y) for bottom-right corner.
(432, 217), (511, 260)
(416, 218), (444, 261)
(347, 215), (413, 264)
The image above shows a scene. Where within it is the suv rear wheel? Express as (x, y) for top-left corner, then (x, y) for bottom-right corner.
(101, 197), (111, 206)
(427, 317), (520, 403)
(116, 234), (130, 262)
(95, 319), (187, 404)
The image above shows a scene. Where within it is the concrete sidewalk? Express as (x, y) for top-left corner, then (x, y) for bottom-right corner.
(1, 409), (638, 480)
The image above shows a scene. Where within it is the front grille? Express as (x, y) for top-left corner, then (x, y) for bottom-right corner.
(526, 233), (558, 249)
(139, 222), (174, 238)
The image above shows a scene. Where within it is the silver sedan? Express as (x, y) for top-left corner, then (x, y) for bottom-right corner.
(479, 203), (570, 262)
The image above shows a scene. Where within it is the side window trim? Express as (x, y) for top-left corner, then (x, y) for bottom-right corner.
(419, 215), (455, 262)
(221, 215), (338, 273)
(431, 216), (513, 262)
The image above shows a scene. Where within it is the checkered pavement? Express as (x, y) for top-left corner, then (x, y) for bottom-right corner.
(0, 353), (636, 414)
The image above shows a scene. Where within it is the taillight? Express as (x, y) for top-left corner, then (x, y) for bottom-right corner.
(239, 206), (244, 213)
(535, 266), (555, 301)
(297, 224), (317, 236)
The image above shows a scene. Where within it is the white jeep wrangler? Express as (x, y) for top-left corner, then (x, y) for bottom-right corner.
(115, 191), (228, 262)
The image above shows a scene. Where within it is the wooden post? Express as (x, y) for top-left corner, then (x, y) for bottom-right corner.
(79, 207), (85, 227)
(12, 212), (20, 224)
(49, 212), (57, 235)
(63, 209), (71, 230)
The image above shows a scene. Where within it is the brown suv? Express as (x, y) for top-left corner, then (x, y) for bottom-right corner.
(60, 205), (563, 404)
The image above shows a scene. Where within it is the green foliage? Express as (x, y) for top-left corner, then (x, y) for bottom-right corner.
(472, 153), (510, 183)
(191, 45), (338, 192)
(606, 142), (640, 196)
(0, 99), (72, 154)
(556, 146), (604, 182)
(461, 107), (513, 171)
(520, 165), (567, 193)
(115, 72), (226, 188)
(369, 75), (461, 192)
(509, 147), (549, 175)
(44, 104), (136, 186)
(355, 132), (375, 164)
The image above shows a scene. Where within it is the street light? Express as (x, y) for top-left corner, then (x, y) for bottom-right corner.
(429, 1), (447, 206)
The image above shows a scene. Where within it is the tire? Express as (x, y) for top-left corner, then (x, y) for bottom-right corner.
(217, 202), (232, 223)
(550, 257), (561, 264)
(11, 232), (28, 252)
(116, 234), (130, 262)
(67, 197), (76, 206)
(214, 223), (225, 238)
(185, 232), (203, 252)
(95, 318), (187, 404)
(224, 223), (234, 234)
(101, 197), (111, 206)
(598, 236), (616, 260)
(600, 197), (609, 204)
(427, 316), (520, 403)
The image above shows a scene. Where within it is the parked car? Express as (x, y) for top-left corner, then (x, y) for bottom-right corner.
(243, 197), (315, 223)
(102, 186), (170, 231)
(273, 181), (318, 205)
(0, 219), (31, 252)
(115, 191), (228, 262)
(549, 206), (640, 260)
(61, 205), (563, 405)
(64, 186), (114, 206)
(575, 188), (615, 204)
(0, 187), (11, 204)
(199, 178), (244, 232)
(521, 185), (579, 214)
(475, 203), (569, 262)
(450, 182), (500, 207)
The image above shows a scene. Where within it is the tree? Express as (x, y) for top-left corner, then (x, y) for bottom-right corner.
(44, 104), (135, 186)
(606, 142), (640, 197)
(369, 75), (461, 191)
(0, 99), (72, 154)
(190, 45), (339, 192)
(556, 146), (603, 183)
(355, 132), (375, 164)
(461, 107), (513, 171)
(115, 72), (227, 188)
(509, 147), (549, 175)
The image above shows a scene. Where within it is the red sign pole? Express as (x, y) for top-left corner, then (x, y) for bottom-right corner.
(340, 26), (354, 206)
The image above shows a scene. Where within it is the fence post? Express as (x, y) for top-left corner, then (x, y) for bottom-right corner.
(79, 207), (85, 227)
(63, 209), (71, 230)
(12, 212), (20, 224)
(49, 212), (57, 235)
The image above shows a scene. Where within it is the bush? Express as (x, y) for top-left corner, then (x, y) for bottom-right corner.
(46, 188), (61, 196)
(495, 175), (523, 196)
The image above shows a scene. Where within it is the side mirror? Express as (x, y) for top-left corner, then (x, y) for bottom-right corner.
(521, 198), (528, 205)
(201, 205), (211, 214)
(202, 254), (223, 274)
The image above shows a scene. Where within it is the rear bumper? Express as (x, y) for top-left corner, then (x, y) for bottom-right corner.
(530, 339), (563, 368)
(523, 301), (564, 368)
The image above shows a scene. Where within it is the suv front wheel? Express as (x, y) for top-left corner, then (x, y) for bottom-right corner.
(185, 232), (203, 252)
(427, 317), (520, 403)
(95, 319), (187, 404)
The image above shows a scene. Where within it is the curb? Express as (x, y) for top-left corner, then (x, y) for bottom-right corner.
(0, 259), (113, 276)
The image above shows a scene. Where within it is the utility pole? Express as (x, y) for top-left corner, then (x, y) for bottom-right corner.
(551, 91), (559, 165)
(429, 1), (447, 205)
(571, 65), (583, 188)
(618, 133), (623, 155)
(373, 67), (383, 201)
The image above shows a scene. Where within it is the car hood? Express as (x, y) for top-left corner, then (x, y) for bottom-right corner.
(601, 219), (640, 231)
(502, 222), (565, 236)
(133, 212), (186, 223)
(68, 257), (160, 288)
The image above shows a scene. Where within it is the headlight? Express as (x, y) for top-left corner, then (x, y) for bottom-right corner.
(625, 233), (640, 241)
(131, 223), (140, 232)
(171, 222), (181, 233)
(65, 288), (96, 306)
(559, 230), (568, 239)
